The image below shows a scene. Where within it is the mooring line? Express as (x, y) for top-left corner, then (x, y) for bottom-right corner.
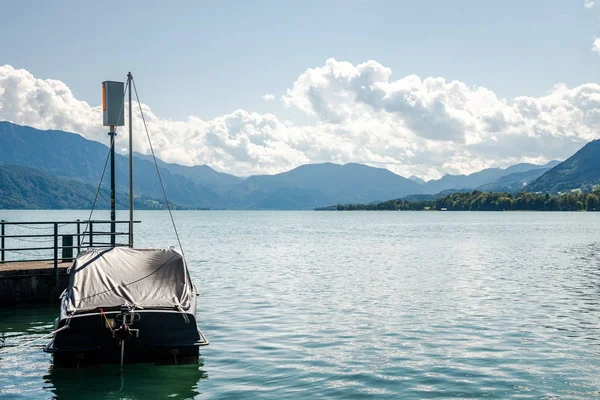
(0, 325), (69, 356)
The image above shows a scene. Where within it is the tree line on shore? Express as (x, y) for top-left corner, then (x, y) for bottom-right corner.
(318, 190), (600, 211)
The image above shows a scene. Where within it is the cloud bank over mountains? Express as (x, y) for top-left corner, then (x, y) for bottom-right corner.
(1, 62), (599, 179)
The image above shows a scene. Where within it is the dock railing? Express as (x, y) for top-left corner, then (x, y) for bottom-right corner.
(0, 220), (140, 285)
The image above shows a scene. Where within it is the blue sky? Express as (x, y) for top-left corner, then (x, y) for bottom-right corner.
(1, 1), (600, 178)
(3, 0), (598, 120)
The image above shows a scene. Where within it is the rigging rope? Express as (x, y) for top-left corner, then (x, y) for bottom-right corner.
(80, 147), (111, 246)
(131, 77), (187, 263)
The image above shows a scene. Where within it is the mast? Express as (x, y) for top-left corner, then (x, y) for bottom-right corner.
(101, 80), (125, 248)
(109, 125), (116, 247)
(128, 72), (134, 248)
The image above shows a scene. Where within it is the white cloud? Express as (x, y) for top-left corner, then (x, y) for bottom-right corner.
(281, 59), (600, 174)
(261, 93), (275, 101)
(585, 0), (596, 8)
(1, 62), (600, 180)
(592, 38), (600, 54)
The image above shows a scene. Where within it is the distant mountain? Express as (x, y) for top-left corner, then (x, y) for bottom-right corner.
(0, 122), (227, 208)
(542, 160), (561, 168)
(133, 152), (241, 190)
(527, 140), (600, 193)
(0, 164), (171, 210)
(247, 186), (332, 210)
(409, 175), (425, 185)
(230, 163), (423, 209)
(422, 161), (559, 194)
(476, 167), (552, 192)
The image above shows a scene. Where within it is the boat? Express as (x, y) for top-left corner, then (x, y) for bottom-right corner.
(44, 73), (208, 367)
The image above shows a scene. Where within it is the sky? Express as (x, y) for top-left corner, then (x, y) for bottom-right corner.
(1, 0), (600, 180)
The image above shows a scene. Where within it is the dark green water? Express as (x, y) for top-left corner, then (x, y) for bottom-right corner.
(1, 210), (600, 398)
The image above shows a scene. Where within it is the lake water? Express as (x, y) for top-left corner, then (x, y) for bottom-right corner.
(1, 210), (600, 399)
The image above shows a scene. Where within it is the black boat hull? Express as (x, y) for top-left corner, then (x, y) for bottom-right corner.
(45, 310), (207, 367)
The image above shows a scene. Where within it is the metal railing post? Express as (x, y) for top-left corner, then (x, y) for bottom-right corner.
(62, 235), (73, 262)
(53, 222), (58, 286)
(76, 219), (81, 255)
(89, 222), (94, 247)
(1, 220), (5, 264)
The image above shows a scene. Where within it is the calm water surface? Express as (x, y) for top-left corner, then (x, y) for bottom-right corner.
(1, 210), (600, 399)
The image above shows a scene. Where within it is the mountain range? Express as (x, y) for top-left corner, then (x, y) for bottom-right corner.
(526, 139), (600, 193)
(420, 161), (560, 194)
(0, 121), (596, 209)
(0, 122), (421, 209)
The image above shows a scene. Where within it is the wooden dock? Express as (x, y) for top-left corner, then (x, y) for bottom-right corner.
(0, 260), (71, 271)
(0, 261), (71, 305)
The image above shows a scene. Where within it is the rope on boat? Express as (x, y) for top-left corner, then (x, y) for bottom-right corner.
(131, 77), (187, 264)
(99, 308), (115, 335)
(0, 325), (69, 356)
(175, 304), (190, 324)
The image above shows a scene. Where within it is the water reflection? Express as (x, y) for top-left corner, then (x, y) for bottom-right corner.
(45, 362), (208, 400)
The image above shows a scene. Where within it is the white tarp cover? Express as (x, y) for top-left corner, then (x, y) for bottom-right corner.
(66, 247), (192, 312)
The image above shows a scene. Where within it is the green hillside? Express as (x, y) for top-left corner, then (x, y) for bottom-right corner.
(527, 140), (600, 193)
(0, 164), (171, 210)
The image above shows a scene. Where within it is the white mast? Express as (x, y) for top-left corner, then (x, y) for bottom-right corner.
(128, 72), (134, 248)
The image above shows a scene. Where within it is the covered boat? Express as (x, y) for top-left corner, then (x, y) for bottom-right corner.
(44, 73), (208, 367)
(45, 247), (208, 367)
